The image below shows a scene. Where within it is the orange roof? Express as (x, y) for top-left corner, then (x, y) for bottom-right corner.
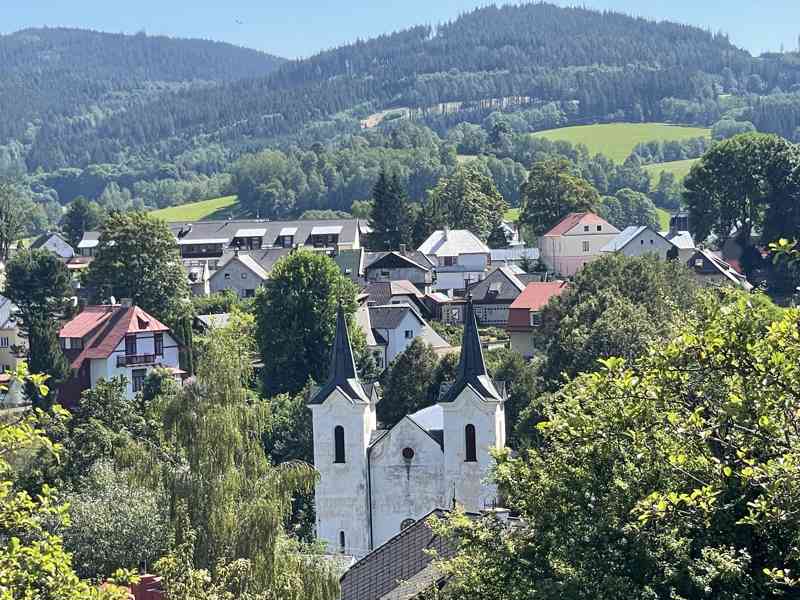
(543, 212), (611, 237)
(60, 305), (170, 369)
(509, 281), (569, 311)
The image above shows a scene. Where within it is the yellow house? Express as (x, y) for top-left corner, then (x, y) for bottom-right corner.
(0, 296), (25, 374)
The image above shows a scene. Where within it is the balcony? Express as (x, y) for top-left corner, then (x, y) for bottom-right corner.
(117, 354), (157, 368)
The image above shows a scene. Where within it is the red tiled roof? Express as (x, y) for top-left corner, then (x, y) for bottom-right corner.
(543, 212), (611, 237)
(509, 281), (569, 311)
(60, 305), (170, 369)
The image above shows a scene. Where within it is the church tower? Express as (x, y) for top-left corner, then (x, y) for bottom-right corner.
(440, 297), (506, 512)
(308, 307), (378, 557)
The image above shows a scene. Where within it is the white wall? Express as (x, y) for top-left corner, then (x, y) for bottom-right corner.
(613, 232), (673, 260)
(433, 270), (486, 293)
(311, 390), (376, 558)
(368, 418), (445, 547)
(373, 311), (422, 366)
(91, 331), (181, 399)
(209, 258), (264, 297)
(441, 387), (505, 513)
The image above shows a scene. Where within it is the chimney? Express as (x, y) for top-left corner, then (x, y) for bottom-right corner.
(443, 226), (449, 240)
(399, 243), (407, 255)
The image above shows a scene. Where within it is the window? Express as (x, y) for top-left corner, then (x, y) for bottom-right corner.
(125, 335), (137, 356)
(694, 258), (704, 268)
(583, 225), (589, 232)
(443, 256), (456, 267)
(401, 519), (416, 531)
(244, 289), (255, 298)
(132, 369), (147, 393)
(241, 272), (248, 279)
(404, 330), (414, 339)
(380, 270), (390, 278)
(650, 239), (654, 245)
(0, 337), (9, 348)
(339, 531), (346, 553)
(334, 426), (345, 463)
(530, 311), (542, 327)
(465, 424), (477, 462)
(402, 447), (415, 460)
(224, 273), (231, 280)
(596, 225), (602, 231)
(582, 241), (590, 253)
(154, 333), (163, 357)
(641, 239), (645, 245)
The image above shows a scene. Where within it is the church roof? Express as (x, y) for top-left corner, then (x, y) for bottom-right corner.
(439, 297), (504, 404)
(308, 306), (371, 405)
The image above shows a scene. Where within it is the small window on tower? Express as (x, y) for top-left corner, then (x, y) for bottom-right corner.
(334, 426), (345, 463)
(339, 531), (346, 553)
(465, 424), (477, 463)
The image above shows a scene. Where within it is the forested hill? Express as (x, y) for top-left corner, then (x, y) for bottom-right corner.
(6, 3), (800, 173)
(0, 27), (285, 147)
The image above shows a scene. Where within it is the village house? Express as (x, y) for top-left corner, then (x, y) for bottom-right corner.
(661, 213), (696, 263)
(686, 249), (753, 291)
(59, 302), (183, 404)
(309, 301), (505, 557)
(363, 247), (435, 293)
(363, 280), (430, 317)
(538, 212), (619, 277)
(506, 281), (569, 358)
(367, 303), (451, 369)
(465, 266), (540, 326)
(28, 232), (75, 260)
(417, 228), (491, 294)
(206, 248), (291, 297)
(0, 295), (25, 374)
(601, 225), (676, 260)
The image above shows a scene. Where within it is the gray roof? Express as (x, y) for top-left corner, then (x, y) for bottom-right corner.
(417, 229), (490, 257)
(195, 313), (231, 330)
(364, 250), (435, 272)
(408, 404), (443, 431)
(364, 281), (424, 307)
(661, 230), (695, 250)
(167, 218), (362, 247)
(335, 248), (365, 277)
(29, 232), (71, 250)
(369, 304), (424, 330)
(416, 325), (451, 350)
(339, 509), (454, 600)
(467, 267), (535, 303)
(77, 231), (101, 248)
(601, 226), (671, 253)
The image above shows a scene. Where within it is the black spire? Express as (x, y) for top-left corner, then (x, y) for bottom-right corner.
(440, 296), (503, 403)
(309, 305), (370, 404)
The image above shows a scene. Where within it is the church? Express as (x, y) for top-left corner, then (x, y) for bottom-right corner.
(308, 298), (507, 557)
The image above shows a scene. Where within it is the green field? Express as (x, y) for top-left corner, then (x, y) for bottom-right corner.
(531, 123), (710, 163)
(504, 207), (520, 222)
(643, 158), (698, 184)
(149, 195), (239, 222)
(655, 207), (670, 230)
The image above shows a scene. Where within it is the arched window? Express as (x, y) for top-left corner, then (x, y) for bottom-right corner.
(334, 426), (345, 463)
(339, 531), (346, 553)
(465, 424), (477, 463)
(401, 518), (416, 531)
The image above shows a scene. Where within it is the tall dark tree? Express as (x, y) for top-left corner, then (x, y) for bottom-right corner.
(378, 338), (440, 427)
(5, 249), (72, 407)
(368, 171), (413, 250)
(520, 159), (599, 238)
(0, 181), (25, 262)
(61, 197), (105, 249)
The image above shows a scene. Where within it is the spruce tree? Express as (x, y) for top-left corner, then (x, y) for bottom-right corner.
(368, 170), (412, 250)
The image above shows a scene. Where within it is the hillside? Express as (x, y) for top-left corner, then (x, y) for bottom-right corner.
(149, 195), (239, 222)
(531, 123), (710, 163)
(0, 27), (285, 152)
(10, 3), (785, 172)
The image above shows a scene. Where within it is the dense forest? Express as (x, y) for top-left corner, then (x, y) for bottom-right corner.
(4, 3), (800, 235)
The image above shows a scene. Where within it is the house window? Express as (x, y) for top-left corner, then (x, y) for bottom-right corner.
(132, 369), (147, 393)
(334, 426), (345, 463)
(596, 225), (602, 231)
(281, 236), (293, 248)
(380, 270), (390, 278)
(582, 241), (590, 253)
(530, 311), (542, 327)
(125, 335), (137, 356)
(0, 337), (8, 348)
(154, 333), (164, 357)
(241, 272), (247, 279)
(339, 531), (346, 553)
(443, 256), (456, 267)
(404, 330), (413, 339)
(244, 289), (255, 298)
(465, 424), (477, 462)
(583, 225), (589, 232)
(641, 239), (645, 245)
(401, 519), (415, 531)
(694, 258), (704, 268)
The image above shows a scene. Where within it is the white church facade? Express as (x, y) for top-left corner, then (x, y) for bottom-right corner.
(308, 300), (506, 557)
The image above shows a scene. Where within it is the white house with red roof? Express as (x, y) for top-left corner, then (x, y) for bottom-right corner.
(539, 212), (619, 277)
(506, 281), (569, 358)
(59, 302), (182, 404)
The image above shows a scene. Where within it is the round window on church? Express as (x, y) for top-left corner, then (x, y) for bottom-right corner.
(402, 447), (415, 460)
(401, 518), (415, 531)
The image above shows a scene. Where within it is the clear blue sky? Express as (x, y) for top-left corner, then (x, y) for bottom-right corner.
(2, 1), (798, 59)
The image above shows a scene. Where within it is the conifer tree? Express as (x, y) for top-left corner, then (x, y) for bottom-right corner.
(368, 170), (413, 250)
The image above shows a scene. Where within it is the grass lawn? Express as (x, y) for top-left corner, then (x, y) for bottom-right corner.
(643, 158), (698, 184)
(504, 207), (520, 222)
(531, 123), (710, 163)
(149, 195), (239, 222)
(655, 208), (670, 230)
